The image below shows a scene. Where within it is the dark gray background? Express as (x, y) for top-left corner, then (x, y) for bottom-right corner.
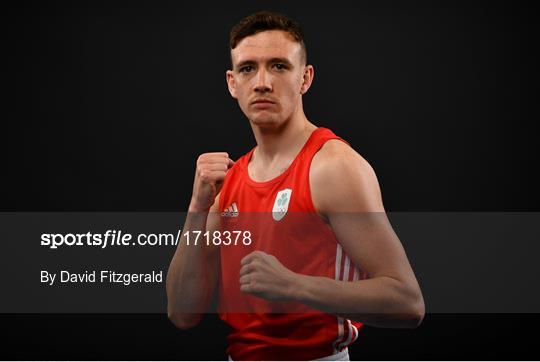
(4, 1), (538, 212)
(3, 0), (539, 360)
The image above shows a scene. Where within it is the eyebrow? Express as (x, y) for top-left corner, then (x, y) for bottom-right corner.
(234, 57), (294, 70)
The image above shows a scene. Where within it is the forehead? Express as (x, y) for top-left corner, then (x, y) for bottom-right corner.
(231, 30), (302, 65)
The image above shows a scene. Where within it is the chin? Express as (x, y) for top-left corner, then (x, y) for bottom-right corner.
(249, 113), (283, 128)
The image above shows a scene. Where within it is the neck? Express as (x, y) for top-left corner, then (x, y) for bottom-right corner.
(249, 106), (317, 166)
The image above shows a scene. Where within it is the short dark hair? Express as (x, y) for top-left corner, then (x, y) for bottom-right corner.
(229, 11), (307, 65)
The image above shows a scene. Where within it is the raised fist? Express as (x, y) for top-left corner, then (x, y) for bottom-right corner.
(189, 152), (234, 212)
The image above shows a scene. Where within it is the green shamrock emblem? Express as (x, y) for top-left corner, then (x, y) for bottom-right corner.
(277, 193), (288, 207)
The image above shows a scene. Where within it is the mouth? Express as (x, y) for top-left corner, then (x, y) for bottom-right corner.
(251, 99), (275, 104)
(251, 99), (276, 108)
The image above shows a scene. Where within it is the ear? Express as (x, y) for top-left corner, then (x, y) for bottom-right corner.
(300, 65), (314, 95)
(226, 70), (237, 99)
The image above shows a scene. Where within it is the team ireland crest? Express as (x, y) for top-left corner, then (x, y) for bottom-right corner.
(272, 188), (292, 221)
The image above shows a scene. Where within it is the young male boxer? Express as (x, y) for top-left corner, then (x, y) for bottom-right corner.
(167, 11), (424, 361)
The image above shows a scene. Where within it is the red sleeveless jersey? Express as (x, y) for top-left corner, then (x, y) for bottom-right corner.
(217, 127), (366, 360)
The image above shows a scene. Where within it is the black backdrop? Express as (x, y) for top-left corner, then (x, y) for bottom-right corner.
(3, 0), (539, 359)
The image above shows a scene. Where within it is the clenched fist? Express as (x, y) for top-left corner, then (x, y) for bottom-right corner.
(189, 152), (235, 212)
(239, 251), (299, 302)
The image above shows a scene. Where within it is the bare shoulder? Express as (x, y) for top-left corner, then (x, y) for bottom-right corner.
(310, 139), (384, 215)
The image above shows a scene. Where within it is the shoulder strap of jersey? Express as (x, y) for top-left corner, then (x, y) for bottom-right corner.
(303, 127), (350, 158)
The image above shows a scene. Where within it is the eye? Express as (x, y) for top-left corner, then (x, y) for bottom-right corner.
(239, 65), (253, 73)
(273, 63), (287, 71)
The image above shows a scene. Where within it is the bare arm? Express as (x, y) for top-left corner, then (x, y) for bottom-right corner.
(298, 140), (424, 327)
(166, 152), (234, 329)
(239, 141), (424, 328)
(165, 197), (220, 329)
(292, 214), (424, 328)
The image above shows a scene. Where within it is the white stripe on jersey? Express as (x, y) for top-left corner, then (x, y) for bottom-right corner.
(343, 255), (350, 281)
(335, 243), (342, 280)
(332, 244), (344, 354)
(333, 246), (363, 352)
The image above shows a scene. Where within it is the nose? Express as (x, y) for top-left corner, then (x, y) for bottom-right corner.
(253, 68), (272, 93)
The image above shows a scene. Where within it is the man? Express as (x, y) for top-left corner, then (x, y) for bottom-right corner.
(166, 11), (424, 361)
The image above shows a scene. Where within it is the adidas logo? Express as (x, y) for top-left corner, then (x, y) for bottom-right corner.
(221, 202), (239, 217)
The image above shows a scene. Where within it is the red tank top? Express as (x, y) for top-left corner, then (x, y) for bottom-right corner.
(218, 127), (366, 360)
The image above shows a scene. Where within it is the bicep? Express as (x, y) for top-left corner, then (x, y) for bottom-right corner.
(311, 145), (415, 282)
(328, 212), (414, 283)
